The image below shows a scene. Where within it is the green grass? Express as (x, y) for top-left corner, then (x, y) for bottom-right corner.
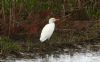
(0, 37), (21, 57)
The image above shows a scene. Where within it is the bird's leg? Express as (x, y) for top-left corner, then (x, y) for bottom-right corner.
(40, 41), (48, 50)
(44, 41), (48, 47)
(47, 39), (52, 47)
(42, 40), (50, 48)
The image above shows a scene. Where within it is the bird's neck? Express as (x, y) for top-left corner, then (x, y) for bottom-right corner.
(49, 22), (55, 24)
(49, 20), (54, 23)
(49, 21), (54, 24)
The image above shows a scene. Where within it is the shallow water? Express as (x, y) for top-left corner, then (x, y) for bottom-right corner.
(1, 52), (100, 62)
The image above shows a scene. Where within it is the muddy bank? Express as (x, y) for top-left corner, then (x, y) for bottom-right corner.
(0, 38), (100, 59)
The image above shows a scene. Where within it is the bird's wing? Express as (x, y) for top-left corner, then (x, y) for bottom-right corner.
(40, 23), (55, 42)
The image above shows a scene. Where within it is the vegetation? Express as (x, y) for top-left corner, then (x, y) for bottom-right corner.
(0, 0), (100, 58)
(0, 37), (21, 57)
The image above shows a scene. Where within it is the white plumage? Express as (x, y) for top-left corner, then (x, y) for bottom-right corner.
(40, 18), (59, 42)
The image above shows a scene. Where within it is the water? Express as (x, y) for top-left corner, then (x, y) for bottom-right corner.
(1, 51), (100, 62)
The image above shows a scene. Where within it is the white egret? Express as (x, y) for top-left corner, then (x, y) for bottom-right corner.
(40, 18), (59, 42)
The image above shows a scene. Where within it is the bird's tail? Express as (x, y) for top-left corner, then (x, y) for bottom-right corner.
(40, 37), (45, 42)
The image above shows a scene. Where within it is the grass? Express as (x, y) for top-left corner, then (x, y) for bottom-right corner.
(0, 37), (21, 58)
(50, 21), (100, 44)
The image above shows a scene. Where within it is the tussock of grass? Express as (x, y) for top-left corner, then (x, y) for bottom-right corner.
(0, 37), (21, 57)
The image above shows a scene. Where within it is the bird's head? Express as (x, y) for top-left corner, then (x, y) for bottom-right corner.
(49, 18), (59, 23)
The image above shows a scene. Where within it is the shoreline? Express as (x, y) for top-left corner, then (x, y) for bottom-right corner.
(0, 38), (100, 59)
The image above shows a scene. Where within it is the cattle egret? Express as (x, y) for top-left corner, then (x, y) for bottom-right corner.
(40, 18), (59, 42)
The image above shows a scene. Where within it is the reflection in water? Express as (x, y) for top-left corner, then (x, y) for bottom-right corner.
(1, 52), (100, 62)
